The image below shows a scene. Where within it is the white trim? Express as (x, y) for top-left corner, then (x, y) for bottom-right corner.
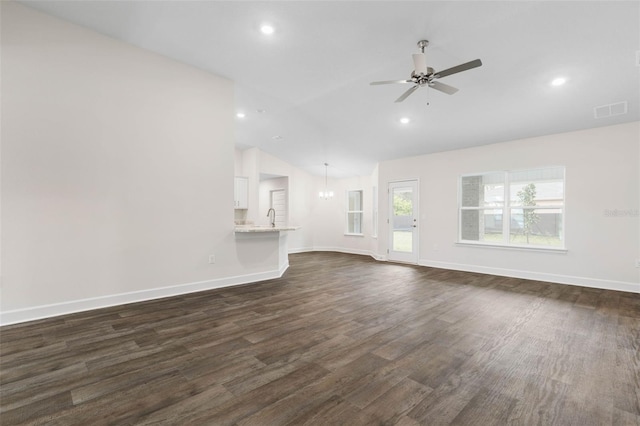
(288, 246), (315, 254)
(418, 259), (639, 294)
(372, 185), (378, 238)
(6, 249), (638, 326)
(458, 166), (566, 248)
(296, 248), (637, 294)
(290, 246), (385, 261)
(306, 246), (374, 257)
(298, 248), (638, 293)
(345, 189), (364, 235)
(388, 179), (420, 264)
(0, 264), (289, 326)
(289, 246), (384, 261)
(455, 241), (568, 253)
(370, 253), (387, 261)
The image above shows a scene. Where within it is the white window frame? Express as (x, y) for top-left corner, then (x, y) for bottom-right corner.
(372, 186), (378, 238)
(345, 189), (364, 236)
(458, 167), (566, 251)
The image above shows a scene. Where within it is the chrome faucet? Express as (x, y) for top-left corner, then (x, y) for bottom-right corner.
(266, 208), (276, 227)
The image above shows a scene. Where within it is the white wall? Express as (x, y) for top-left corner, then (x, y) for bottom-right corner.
(234, 150), (244, 176)
(235, 147), (378, 257)
(3, 4), (635, 326)
(378, 122), (640, 292)
(1, 3), (285, 324)
(257, 149), (315, 251)
(312, 175), (375, 257)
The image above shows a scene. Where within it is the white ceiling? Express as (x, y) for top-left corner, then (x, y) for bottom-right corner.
(22, 1), (640, 178)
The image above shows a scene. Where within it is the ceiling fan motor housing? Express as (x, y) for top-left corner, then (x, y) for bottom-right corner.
(411, 67), (435, 86)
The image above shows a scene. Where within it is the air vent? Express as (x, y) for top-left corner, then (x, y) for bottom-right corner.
(593, 101), (628, 119)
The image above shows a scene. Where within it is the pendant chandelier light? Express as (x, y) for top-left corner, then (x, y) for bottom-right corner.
(319, 162), (334, 200)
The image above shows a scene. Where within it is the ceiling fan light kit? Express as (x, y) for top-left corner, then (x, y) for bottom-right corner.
(370, 39), (482, 102)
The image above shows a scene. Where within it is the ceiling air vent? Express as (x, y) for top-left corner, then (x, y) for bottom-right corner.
(593, 101), (628, 119)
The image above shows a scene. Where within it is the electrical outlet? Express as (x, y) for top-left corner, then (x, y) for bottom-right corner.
(208, 254), (216, 264)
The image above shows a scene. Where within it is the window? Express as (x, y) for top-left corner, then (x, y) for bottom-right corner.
(346, 190), (363, 235)
(459, 167), (565, 249)
(372, 186), (378, 238)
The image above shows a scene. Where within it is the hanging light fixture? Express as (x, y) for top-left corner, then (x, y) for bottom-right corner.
(319, 162), (334, 200)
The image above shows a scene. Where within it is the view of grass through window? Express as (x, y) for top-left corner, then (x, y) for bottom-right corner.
(392, 187), (414, 253)
(459, 167), (565, 248)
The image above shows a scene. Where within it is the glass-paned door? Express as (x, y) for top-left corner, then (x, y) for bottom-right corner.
(388, 180), (419, 263)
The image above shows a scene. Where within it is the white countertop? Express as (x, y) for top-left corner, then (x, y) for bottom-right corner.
(234, 225), (300, 233)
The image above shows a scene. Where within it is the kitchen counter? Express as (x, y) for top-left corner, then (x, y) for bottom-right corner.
(233, 224), (299, 276)
(234, 225), (300, 233)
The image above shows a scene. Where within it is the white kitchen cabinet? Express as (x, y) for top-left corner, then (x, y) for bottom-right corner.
(234, 176), (248, 209)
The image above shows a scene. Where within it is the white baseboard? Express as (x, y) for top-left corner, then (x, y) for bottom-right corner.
(0, 263), (289, 326)
(312, 246), (374, 257)
(288, 246), (315, 254)
(290, 246), (383, 261)
(293, 248), (639, 293)
(5, 250), (637, 326)
(418, 259), (640, 294)
(370, 253), (387, 261)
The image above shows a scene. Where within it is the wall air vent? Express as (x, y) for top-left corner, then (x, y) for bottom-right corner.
(593, 101), (628, 119)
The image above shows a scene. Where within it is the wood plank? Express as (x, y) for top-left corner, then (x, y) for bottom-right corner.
(0, 251), (638, 425)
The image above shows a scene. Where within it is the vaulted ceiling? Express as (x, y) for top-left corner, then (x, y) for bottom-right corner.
(22, 1), (640, 177)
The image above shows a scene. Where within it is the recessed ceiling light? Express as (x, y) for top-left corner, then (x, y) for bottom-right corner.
(260, 24), (275, 35)
(236, 112), (246, 118)
(551, 77), (566, 86)
(400, 117), (410, 124)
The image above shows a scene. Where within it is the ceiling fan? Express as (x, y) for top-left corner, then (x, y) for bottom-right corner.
(370, 40), (482, 102)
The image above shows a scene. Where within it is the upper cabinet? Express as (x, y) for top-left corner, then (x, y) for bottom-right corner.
(234, 176), (248, 209)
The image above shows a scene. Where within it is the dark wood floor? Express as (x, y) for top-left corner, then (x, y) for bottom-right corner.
(1, 252), (639, 425)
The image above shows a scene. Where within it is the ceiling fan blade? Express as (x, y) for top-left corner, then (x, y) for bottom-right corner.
(394, 85), (419, 103)
(429, 81), (459, 95)
(412, 53), (427, 75)
(434, 59), (482, 79)
(370, 79), (413, 85)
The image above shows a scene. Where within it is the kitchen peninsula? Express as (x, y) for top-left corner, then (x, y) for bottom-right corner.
(233, 224), (300, 281)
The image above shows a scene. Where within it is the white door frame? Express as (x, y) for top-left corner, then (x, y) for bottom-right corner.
(270, 188), (287, 227)
(388, 180), (419, 264)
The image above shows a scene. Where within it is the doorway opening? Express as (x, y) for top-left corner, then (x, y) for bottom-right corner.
(388, 180), (419, 263)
